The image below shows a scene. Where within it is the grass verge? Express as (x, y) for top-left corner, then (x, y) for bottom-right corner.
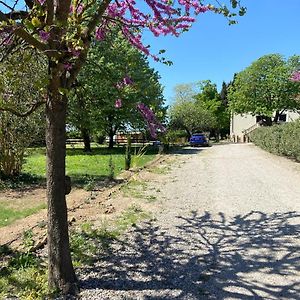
(0, 203), (151, 299)
(22, 145), (158, 188)
(0, 203), (46, 228)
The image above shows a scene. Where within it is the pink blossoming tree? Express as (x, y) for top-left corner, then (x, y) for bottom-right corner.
(0, 0), (245, 295)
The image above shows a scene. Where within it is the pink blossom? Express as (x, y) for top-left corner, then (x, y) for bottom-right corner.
(116, 76), (134, 89)
(94, 0), (210, 59)
(63, 63), (72, 71)
(291, 71), (300, 82)
(137, 103), (166, 138)
(77, 4), (84, 14)
(115, 99), (122, 108)
(37, 0), (46, 5)
(39, 30), (50, 42)
(95, 27), (106, 41)
(69, 48), (81, 57)
(123, 75), (133, 85)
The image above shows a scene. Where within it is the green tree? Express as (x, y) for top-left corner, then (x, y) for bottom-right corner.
(0, 50), (46, 177)
(228, 54), (300, 125)
(169, 98), (216, 138)
(195, 80), (230, 140)
(68, 33), (166, 150)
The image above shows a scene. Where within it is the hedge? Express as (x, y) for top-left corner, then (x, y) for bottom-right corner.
(250, 120), (300, 162)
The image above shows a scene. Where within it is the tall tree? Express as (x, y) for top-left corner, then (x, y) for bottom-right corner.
(169, 101), (217, 137)
(68, 32), (165, 150)
(0, 0), (245, 294)
(195, 80), (230, 139)
(228, 54), (300, 125)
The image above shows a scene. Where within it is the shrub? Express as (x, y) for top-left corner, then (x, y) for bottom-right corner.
(250, 120), (300, 161)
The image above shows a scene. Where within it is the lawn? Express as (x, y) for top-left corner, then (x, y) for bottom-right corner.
(0, 202), (46, 227)
(23, 144), (158, 184)
(0, 144), (158, 228)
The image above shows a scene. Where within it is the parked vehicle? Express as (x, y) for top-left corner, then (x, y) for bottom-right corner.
(189, 133), (209, 147)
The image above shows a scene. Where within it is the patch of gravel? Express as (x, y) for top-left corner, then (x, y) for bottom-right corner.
(78, 144), (300, 299)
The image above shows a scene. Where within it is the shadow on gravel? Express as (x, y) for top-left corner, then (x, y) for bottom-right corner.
(80, 211), (300, 299)
(171, 147), (207, 155)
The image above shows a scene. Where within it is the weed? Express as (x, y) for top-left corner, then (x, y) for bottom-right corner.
(131, 145), (148, 168)
(149, 165), (171, 174)
(146, 195), (157, 203)
(108, 155), (115, 180)
(116, 204), (150, 231)
(120, 180), (147, 199)
(0, 240), (48, 300)
(83, 176), (96, 191)
(70, 221), (119, 267)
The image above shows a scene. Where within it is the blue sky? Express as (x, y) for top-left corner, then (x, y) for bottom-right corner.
(144, 0), (300, 105)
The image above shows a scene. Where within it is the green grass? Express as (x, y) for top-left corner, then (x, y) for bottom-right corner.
(22, 145), (158, 187)
(120, 179), (148, 198)
(0, 203), (152, 299)
(0, 203), (46, 228)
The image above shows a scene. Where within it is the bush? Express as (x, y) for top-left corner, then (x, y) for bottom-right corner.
(250, 120), (300, 161)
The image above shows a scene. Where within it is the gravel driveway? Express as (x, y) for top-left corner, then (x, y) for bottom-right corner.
(79, 144), (300, 299)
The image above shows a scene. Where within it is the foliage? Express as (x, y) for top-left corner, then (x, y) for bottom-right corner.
(250, 120), (300, 161)
(169, 100), (216, 137)
(68, 31), (166, 144)
(0, 51), (46, 177)
(0, 240), (48, 300)
(164, 130), (188, 144)
(195, 80), (230, 138)
(169, 80), (231, 138)
(228, 54), (300, 122)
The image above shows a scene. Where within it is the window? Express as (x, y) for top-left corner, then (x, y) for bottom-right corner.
(279, 114), (287, 122)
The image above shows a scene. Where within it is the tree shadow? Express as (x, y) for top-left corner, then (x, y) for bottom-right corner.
(65, 145), (159, 157)
(171, 147), (207, 155)
(71, 175), (125, 190)
(80, 210), (300, 299)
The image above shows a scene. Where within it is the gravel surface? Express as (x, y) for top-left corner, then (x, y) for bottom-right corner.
(79, 144), (300, 299)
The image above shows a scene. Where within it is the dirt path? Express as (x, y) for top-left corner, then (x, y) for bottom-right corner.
(79, 144), (300, 299)
(0, 155), (168, 248)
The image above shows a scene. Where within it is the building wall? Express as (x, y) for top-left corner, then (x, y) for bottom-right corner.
(286, 111), (300, 122)
(230, 114), (256, 137)
(230, 111), (300, 142)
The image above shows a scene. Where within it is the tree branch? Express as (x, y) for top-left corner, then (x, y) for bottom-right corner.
(46, 0), (54, 25)
(25, 0), (34, 9)
(0, 100), (46, 117)
(3, 10), (29, 20)
(56, 0), (71, 24)
(84, 0), (112, 38)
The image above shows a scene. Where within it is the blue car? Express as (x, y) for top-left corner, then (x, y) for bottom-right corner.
(189, 133), (209, 147)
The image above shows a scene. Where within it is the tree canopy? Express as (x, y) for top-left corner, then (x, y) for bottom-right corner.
(68, 31), (166, 149)
(228, 54), (300, 123)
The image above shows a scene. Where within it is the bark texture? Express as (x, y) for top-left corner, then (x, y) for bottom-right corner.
(108, 127), (115, 149)
(46, 92), (77, 294)
(81, 128), (92, 152)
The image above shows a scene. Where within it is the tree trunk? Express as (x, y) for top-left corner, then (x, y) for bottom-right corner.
(185, 128), (191, 140)
(273, 110), (280, 124)
(215, 128), (220, 142)
(108, 128), (114, 149)
(125, 135), (131, 170)
(46, 96), (77, 295)
(261, 116), (272, 126)
(81, 128), (91, 152)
